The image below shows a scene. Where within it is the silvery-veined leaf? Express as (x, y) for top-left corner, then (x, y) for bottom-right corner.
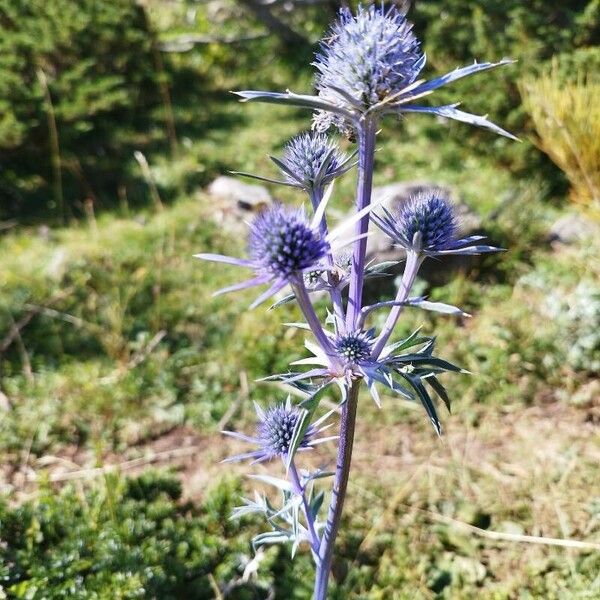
(385, 328), (430, 354)
(252, 530), (293, 551)
(399, 103), (519, 140)
(234, 90), (353, 119)
(231, 493), (269, 520)
(304, 468), (335, 482)
(366, 260), (401, 274)
(393, 354), (465, 373)
(406, 297), (471, 317)
(269, 293), (296, 310)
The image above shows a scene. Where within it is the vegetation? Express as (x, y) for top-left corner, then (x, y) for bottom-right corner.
(520, 65), (600, 212)
(0, 1), (599, 598)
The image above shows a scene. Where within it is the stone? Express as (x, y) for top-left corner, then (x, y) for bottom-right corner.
(206, 176), (272, 212)
(548, 213), (599, 245)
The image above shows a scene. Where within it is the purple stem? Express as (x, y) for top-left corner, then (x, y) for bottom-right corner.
(371, 250), (422, 358)
(289, 460), (320, 554)
(345, 118), (377, 330)
(313, 381), (359, 599)
(292, 279), (336, 357)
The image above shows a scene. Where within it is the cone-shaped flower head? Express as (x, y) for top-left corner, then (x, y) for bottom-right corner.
(196, 194), (387, 308)
(400, 193), (456, 252)
(222, 399), (332, 463)
(334, 329), (374, 365)
(372, 190), (503, 257)
(249, 204), (330, 279)
(279, 132), (349, 192)
(315, 5), (424, 112)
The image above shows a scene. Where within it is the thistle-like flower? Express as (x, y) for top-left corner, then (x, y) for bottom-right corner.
(278, 132), (353, 195)
(222, 399), (333, 463)
(237, 5), (516, 140)
(196, 195), (389, 308)
(195, 203), (328, 308)
(232, 132), (354, 199)
(334, 329), (374, 365)
(314, 5), (424, 112)
(371, 191), (502, 256)
(249, 205), (330, 278)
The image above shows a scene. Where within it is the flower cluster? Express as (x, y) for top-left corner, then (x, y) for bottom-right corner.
(315, 5), (424, 111)
(197, 5), (515, 598)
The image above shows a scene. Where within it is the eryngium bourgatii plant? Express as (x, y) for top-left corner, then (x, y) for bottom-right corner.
(196, 4), (515, 598)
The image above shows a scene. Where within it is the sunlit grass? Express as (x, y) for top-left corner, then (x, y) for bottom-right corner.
(520, 66), (600, 214)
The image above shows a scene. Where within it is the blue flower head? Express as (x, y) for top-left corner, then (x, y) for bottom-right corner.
(400, 192), (456, 251)
(196, 198), (379, 308)
(372, 191), (503, 256)
(237, 6), (516, 140)
(249, 204), (330, 279)
(279, 132), (349, 192)
(315, 5), (424, 111)
(334, 329), (374, 365)
(222, 399), (332, 463)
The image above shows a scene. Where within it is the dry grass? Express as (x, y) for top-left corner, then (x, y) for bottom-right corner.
(520, 65), (600, 214)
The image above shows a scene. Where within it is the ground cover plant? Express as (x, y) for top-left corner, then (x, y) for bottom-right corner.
(0, 1), (599, 598)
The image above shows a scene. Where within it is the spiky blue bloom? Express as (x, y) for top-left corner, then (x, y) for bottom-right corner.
(222, 399), (332, 463)
(238, 5), (516, 139)
(398, 192), (456, 251)
(372, 191), (503, 256)
(315, 5), (424, 111)
(195, 203), (333, 308)
(196, 195), (388, 308)
(249, 205), (330, 278)
(278, 132), (351, 193)
(334, 329), (374, 365)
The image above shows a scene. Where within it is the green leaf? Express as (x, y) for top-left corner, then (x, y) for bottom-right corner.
(309, 490), (325, 521)
(286, 385), (329, 471)
(403, 375), (442, 436)
(426, 375), (452, 413)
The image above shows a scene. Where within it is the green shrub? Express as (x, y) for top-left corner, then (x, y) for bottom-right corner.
(0, 0), (161, 220)
(0, 471), (295, 599)
(412, 0), (600, 191)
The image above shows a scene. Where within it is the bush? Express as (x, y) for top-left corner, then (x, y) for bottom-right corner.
(0, 0), (161, 220)
(520, 63), (600, 212)
(0, 472), (290, 599)
(412, 0), (600, 191)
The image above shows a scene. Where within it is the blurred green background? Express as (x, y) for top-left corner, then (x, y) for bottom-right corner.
(0, 1), (599, 598)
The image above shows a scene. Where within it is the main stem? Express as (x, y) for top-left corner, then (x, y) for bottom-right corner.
(346, 118), (377, 330)
(313, 381), (360, 599)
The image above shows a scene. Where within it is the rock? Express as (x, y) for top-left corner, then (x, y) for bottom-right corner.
(548, 213), (599, 245)
(206, 176), (271, 213)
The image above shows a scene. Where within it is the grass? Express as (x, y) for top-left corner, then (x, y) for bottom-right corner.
(520, 64), (600, 213)
(1, 162), (599, 597)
